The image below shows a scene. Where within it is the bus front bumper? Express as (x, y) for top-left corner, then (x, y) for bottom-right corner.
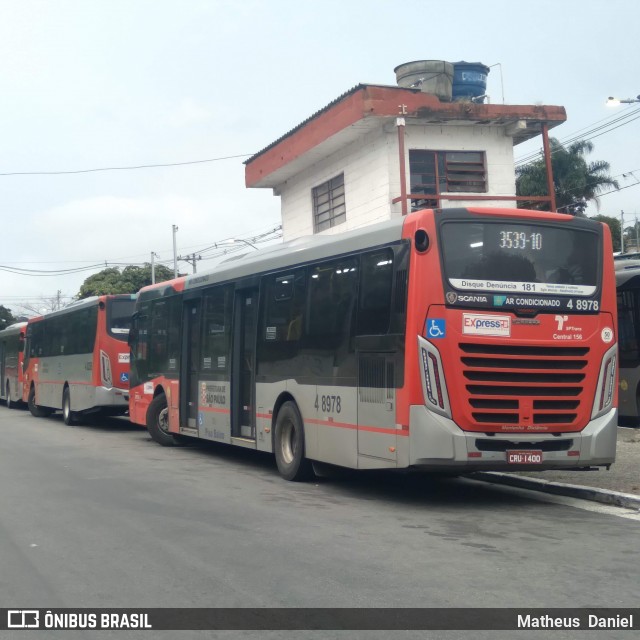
(408, 405), (618, 471)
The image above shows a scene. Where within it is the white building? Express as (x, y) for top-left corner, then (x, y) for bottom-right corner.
(245, 63), (566, 241)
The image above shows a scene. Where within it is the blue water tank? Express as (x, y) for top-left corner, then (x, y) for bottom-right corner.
(452, 61), (490, 102)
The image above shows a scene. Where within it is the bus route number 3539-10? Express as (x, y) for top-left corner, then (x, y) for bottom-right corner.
(315, 394), (342, 413)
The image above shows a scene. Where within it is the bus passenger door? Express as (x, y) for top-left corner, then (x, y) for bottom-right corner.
(182, 299), (201, 432)
(232, 288), (258, 440)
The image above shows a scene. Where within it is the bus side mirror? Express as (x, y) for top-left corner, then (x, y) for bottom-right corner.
(128, 327), (138, 347)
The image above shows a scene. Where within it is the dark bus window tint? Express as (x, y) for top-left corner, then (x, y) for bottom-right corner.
(357, 249), (393, 335)
(79, 307), (98, 354)
(149, 301), (168, 373)
(618, 289), (640, 365)
(264, 271), (306, 343)
(166, 296), (182, 373)
(201, 285), (233, 372)
(440, 221), (599, 288)
(274, 275), (294, 301)
(132, 302), (150, 382)
(29, 321), (44, 358)
(307, 257), (358, 347)
(108, 298), (136, 341)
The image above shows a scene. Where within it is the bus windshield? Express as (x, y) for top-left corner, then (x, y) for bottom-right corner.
(108, 298), (136, 340)
(440, 221), (599, 297)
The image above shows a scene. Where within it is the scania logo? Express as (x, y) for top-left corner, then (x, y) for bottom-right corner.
(446, 292), (457, 304)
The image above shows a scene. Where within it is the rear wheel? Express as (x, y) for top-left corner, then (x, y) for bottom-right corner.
(274, 401), (313, 481)
(62, 388), (77, 425)
(28, 385), (53, 418)
(146, 393), (182, 446)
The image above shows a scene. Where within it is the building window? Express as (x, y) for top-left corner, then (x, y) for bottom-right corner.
(409, 150), (487, 209)
(313, 173), (346, 232)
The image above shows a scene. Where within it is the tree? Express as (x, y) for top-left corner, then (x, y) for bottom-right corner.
(590, 215), (622, 252)
(516, 138), (619, 215)
(78, 263), (175, 299)
(0, 304), (18, 329)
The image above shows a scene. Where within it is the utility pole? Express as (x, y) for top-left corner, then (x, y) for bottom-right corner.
(177, 252), (201, 274)
(150, 252), (158, 284)
(172, 225), (179, 278)
(56, 290), (61, 310)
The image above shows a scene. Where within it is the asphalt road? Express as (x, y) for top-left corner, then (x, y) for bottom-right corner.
(0, 406), (638, 640)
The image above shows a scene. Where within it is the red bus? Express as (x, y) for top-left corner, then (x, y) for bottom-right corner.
(0, 321), (27, 409)
(129, 208), (617, 480)
(23, 295), (136, 424)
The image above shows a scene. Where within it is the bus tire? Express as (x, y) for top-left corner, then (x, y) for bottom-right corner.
(146, 392), (181, 446)
(28, 385), (53, 418)
(62, 388), (77, 425)
(274, 401), (313, 481)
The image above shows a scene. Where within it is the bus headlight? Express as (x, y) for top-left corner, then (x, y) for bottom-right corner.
(417, 335), (451, 418)
(591, 344), (617, 420)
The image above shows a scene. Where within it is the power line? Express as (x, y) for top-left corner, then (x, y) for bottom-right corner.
(0, 153), (254, 177)
(515, 107), (640, 167)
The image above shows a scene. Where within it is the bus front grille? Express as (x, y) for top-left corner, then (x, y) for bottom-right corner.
(459, 343), (590, 428)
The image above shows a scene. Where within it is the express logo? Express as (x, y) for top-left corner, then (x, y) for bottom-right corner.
(462, 313), (511, 337)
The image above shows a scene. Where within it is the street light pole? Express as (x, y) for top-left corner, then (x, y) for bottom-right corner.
(151, 252), (158, 284)
(172, 225), (179, 278)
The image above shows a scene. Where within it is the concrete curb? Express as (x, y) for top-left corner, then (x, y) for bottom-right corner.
(470, 472), (640, 511)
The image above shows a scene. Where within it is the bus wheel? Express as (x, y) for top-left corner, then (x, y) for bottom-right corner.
(146, 393), (181, 446)
(274, 401), (313, 481)
(62, 388), (77, 426)
(28, 386), (53, 418)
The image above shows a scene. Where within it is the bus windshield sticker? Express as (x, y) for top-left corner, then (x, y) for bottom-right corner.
(449, 278), (596, 297)
(426, 319), (446, 339)
(266, 326), (277, 341)
(463, 314), (511, 337)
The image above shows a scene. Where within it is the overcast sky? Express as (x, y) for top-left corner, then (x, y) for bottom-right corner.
(1, 0), (639, 315)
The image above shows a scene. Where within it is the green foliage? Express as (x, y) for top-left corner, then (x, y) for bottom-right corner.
(590, 215), (621, 252)
(0, 304), (18, 329)
(516, 138), (619, 216)
(78, 264), (174, 299)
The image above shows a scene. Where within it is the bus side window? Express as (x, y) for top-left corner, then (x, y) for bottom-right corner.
(357, 249), (393, 336)
(263, 271), (306, 343)
(307, 258), (358, 348)
(200, 286), (232, 372)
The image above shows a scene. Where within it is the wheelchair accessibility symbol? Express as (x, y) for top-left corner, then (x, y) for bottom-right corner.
(120, 372), (129, 383)
(427, 319), (446, 339)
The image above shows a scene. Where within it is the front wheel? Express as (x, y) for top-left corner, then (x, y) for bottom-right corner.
(28, 386), (53, 418)
(146, 393), (182, 446)
(274, 401), (313, 481)
(62, 388), (77, 425)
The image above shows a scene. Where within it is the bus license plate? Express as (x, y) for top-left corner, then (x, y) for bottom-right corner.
(507, 450), (543, 465)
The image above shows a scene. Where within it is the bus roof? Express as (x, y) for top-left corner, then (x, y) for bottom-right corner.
(26, 294), (136, 323)
(137, 207), (606, 298)
(0, 321), (27, 337)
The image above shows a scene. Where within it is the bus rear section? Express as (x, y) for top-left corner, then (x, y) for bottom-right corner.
(402, 208), (617, 472)
(0, 322), (27, 409)
(22, 295), (136, 423)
